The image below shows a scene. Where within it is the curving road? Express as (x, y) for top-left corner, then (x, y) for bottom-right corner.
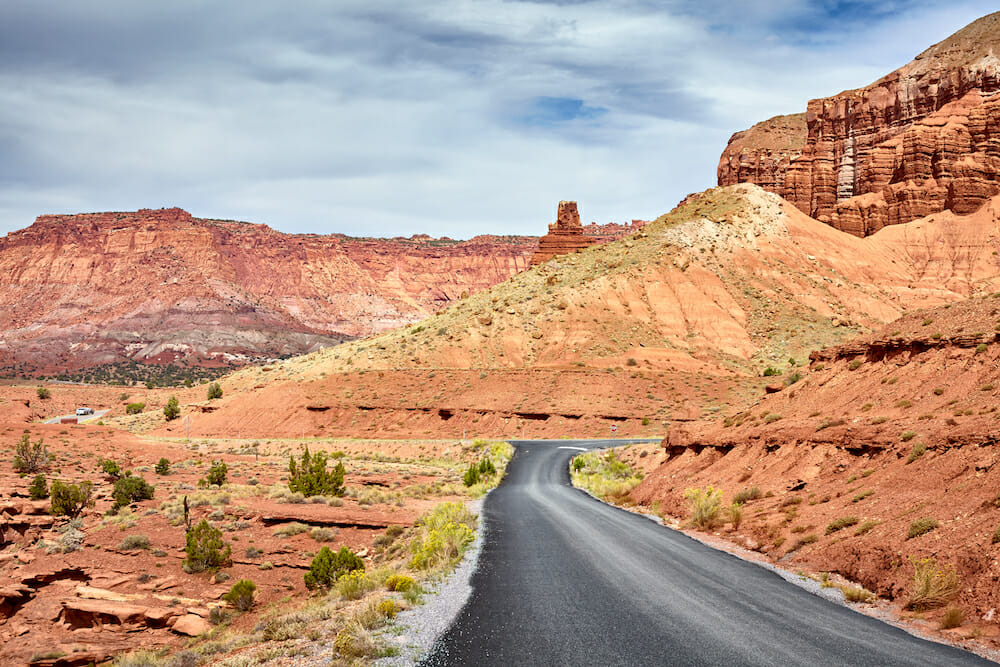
(420, 439), (994, 666)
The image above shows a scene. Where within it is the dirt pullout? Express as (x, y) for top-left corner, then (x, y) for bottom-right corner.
(627, 294), (1000, 646)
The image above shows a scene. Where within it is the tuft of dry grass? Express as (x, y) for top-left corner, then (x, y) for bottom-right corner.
(906, 557), (960, 611)
(841, 584), (876, 603)
(940, 606), (965, 630)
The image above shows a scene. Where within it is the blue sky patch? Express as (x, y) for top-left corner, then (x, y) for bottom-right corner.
(518, 96), (608, 127)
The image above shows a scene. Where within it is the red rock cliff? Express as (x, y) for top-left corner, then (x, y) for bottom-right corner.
(719, 11), (1000, 236)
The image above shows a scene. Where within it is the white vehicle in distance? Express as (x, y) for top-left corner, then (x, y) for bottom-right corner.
(75, 407), (95, 416)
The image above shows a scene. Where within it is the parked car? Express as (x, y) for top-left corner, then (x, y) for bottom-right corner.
(75, 407), (94, 416)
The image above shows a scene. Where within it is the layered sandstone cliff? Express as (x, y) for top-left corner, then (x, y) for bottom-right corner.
(0, 208), (538, 375)
(0, 207), (641, 377)
(719, 11), (1000, 236)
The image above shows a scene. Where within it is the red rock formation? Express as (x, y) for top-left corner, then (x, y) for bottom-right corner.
(530, 201), (597, 265)
(0, 208), (642, 377)
(719, 11), (1000, 236)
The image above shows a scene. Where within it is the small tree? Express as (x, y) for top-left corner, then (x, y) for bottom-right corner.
(36, 386), (51, 399)
(13, 434), (49, 474)
(112, 475), (155, 510)
(223, 579), (257, 611)
(50, 481), (95, 517)
(183, 519), (232, 572)
(288, 447), (345, 497)
(163, 396), (180, 421)
(463, 463), (481, 487)
(206, 460), (228, 486)
(29, 474), (49, 500)
(207, 382), (223, 400)
(100, 459), (123, 480)
(155, 458), (170, 475)
(304, 545), (364, 590)
(126, 402), (145, 415)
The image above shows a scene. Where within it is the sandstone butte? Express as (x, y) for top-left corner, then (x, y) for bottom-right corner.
(0, 206), (639, 377)
(719, 10), (1000, 237)
(531, 201), (595, 264)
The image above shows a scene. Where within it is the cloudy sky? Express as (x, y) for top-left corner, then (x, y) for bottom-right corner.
(0, 1), (997, 239)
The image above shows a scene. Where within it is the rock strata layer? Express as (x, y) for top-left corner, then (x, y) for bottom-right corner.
(719, 11), (1000, 236)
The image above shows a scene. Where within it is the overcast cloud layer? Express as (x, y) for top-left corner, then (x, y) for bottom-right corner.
(0, 0), (997, 238)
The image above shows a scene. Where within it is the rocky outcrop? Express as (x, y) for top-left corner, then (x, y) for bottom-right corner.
(719, 11), (1000, 236)
(530, 201), (597, 264)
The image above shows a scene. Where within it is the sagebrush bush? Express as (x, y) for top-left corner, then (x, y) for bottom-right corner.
(117, 534), (151, 551)
(288, 447), (345, 497)
(384, 574), (415, 592)
(409, 502), (477, 571)
(223, 579), (256, 611)
(49, 481), (94, 517)
(304, 546), (365, 590)
(907, 442), (927, 463)
(907, 557), (960, 610)
(125, 402), (145, 415)
(940, 606), (965, 629)
(732, 486), (762, 504)
(183, 519), (231, 572)
(334, 620), (378, 658)
(29, 474), (48, 500)
(112, 475), (155, 510)
(310, 527), (336, 542)
(825, 516), (859, 535)
(907, 517), (939, 540)
(684, 486), (722, 529)
(14, 434), (49, 474)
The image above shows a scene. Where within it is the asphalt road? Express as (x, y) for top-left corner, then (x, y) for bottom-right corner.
(420, 439), (994, 666)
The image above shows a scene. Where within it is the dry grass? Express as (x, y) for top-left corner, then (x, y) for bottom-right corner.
(906, 557), (960, 611)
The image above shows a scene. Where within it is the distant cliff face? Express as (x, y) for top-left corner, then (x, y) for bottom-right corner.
(719, 11), (1000, 236)
(0, 207), (642, 377)
(0, 207), (538, 376)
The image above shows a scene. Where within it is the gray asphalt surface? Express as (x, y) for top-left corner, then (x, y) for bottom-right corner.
(44, 409), (108, 424)
(420, 439), (994, 666)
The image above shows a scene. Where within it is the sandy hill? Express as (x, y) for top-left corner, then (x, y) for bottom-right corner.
(143, 184), (1000, 441)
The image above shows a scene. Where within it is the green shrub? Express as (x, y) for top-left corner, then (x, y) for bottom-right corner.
(463, 463), (481, 487)
(49, 481), (94, 517)
(907, 517), (939, 539)
(36, 386), (51, 399)
(163, 396), (180, 421)
(900, 430), (917, 442)
(906, 557), (960, 610)
(13, 434), (49, 474)
(112, 475), (154, 510)
(206, 460), (228, 486)
(976, 343), (988, 354)
(288, 447), (345, 497)
(117, 534), (151, 551)
(848, 359), (862, 370)
(764, 413), (782, 424)
(825, 516), (859, 535)
(28, 474), (48, 500)
(907, 442), (927, 463)
(155, 458), (170, 475)
(733, 486), (762, 504)
(183, 519), (232, 572)
(762, 367), (780, 376)
(125, 402), (145, 415)
(727, 502), (743, 529)
(854, 520), (879, 536)
(223, 579), (257, 611)
(304, 546), (365, 590)
(101, 459), (123, 479)
(207, 382), (223, 400)
(684, 486), (722, 529)
(273, 522), (309, 537)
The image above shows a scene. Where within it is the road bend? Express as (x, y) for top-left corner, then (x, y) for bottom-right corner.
(420, 439), (993, 666)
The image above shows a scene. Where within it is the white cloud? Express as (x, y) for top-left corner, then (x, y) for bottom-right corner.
(0, 0), (997, 238)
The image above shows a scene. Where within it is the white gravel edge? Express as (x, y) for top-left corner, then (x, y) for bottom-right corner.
(373, 496), (486, 666)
